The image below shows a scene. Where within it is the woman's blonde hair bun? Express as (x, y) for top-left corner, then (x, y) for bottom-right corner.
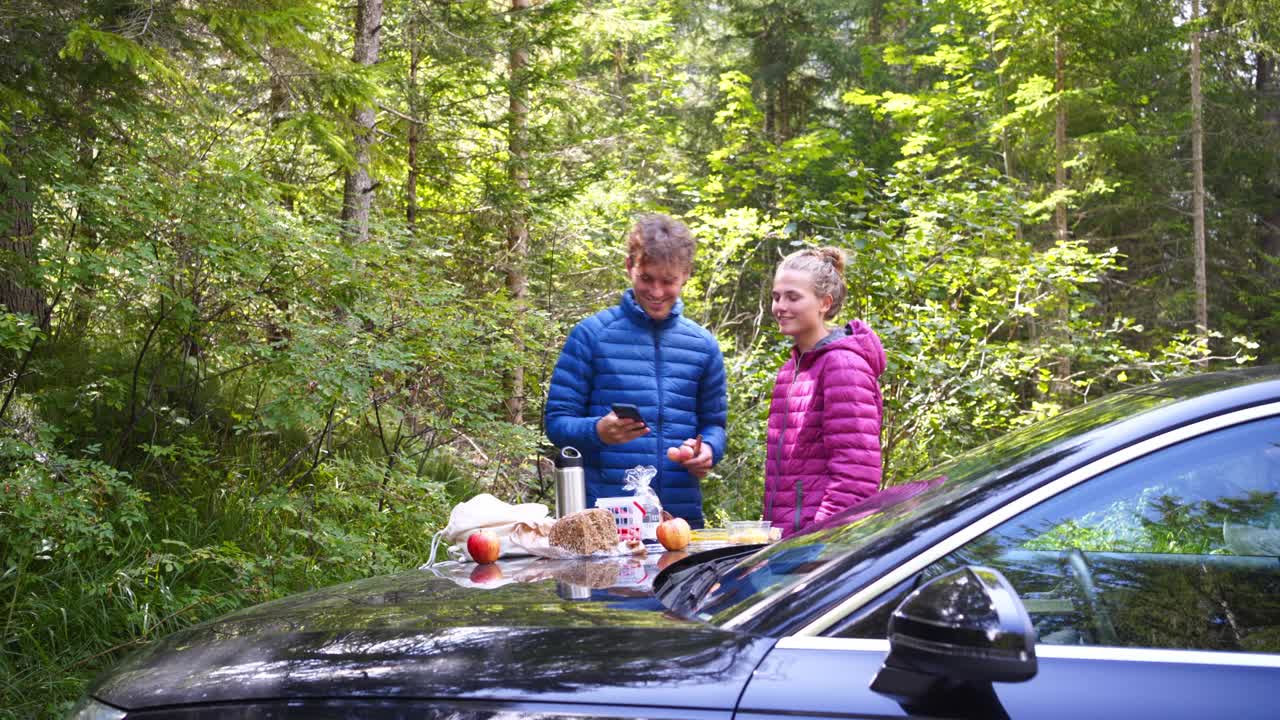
(778, 245), (849, 321)
(817, 246), (847, 275)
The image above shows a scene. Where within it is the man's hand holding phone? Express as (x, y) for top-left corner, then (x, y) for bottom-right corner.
(598, 403), (649, 445)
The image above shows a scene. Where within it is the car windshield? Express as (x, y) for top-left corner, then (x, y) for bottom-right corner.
(690, 383), (1183, 627)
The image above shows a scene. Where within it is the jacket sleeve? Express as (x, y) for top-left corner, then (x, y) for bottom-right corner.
(696, 333), (729, 463)
(545, 322), (606, 451)
(815, 354), (882, 524)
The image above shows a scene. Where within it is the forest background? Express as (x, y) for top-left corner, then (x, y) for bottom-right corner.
(1, 0), (1277, 715)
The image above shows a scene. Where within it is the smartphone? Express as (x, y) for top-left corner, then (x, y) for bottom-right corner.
(611, 403), (645, 423)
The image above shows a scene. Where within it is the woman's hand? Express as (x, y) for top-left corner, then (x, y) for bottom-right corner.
(597, 412), (649, 445)
(666, 435), (712, 479)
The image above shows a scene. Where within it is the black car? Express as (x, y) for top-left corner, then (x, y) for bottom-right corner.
(70, 367), (1280, 719)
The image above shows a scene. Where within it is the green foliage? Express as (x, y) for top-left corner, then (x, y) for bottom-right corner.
(60, 23), (183, 85)
(1023, 489), (1280, 556)
(0, 311), (40, 358)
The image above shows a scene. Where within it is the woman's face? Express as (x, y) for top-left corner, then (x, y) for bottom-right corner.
(627, 259), (689, 321)
(772, 268), (831, 340)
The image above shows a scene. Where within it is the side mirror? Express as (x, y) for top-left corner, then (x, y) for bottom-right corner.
(871, 566), (1036, 705)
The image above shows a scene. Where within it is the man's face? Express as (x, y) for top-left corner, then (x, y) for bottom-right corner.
(627, 259), (689, 321)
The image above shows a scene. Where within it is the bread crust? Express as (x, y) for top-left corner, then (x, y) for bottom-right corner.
(550, 508), (618, 555)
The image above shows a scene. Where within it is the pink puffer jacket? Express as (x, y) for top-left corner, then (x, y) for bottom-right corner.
(764, 320), (886, 537)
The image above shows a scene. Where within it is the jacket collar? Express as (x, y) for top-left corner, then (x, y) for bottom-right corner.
(811, 326), (850, 352)
(792, 325), (850, 365)
(621, 288), (684, 328)
(790, 320), (886, 379)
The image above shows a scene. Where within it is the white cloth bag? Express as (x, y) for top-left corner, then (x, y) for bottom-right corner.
(424, 493), (555, 566)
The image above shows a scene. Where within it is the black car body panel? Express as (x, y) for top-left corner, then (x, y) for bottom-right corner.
(123, 699), (726, 720)
(738, 645), (1280, 719)
(1002, 654), (1280, 720)
(91, 568), (775, 712)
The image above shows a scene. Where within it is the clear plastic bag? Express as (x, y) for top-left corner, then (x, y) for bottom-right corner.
(623, 465), (663, 542)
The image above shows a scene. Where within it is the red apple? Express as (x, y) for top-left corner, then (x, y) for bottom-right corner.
(665, 445), (694, 462)
(657, 550), (690, 570)
(655, 517), (691, 551)
(469, 563), (504, 584)
(467, 529), (501, 564)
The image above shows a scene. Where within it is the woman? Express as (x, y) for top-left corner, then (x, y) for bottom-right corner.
(765, 247), (886, 538)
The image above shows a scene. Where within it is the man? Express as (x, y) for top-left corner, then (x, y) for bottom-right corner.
(545, 214), (727, 528)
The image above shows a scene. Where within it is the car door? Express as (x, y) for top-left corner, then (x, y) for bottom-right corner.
(737, 410), (1280, 719)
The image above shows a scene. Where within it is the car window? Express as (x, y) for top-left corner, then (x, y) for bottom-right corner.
(695, 385), (1192, 628)
(691, 384), (1198, 625)
(844, 416), (1280, 652)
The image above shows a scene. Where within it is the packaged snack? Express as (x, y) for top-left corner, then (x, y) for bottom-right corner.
(622, 465), (663, 542)
(595, 496), (644, 542)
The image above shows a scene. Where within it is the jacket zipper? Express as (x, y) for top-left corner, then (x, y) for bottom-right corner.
(653, 324), (665, 496)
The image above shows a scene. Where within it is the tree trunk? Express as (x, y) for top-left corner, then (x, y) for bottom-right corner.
(991, 28), (1020, 243)
(764, 80), (776, 142)
(1190, 0), (1209, 344)
(268, 46), (291, 131)
(66, 77), (102, 340)
(1257, 40), (1280, 360)
(1051, 29), (1071, 397)
(406, 119), (418, 229)
(406, 12), (420, 230)
(268, 44), (297, 212)
(1054, 31), (1068, 246)
(1258, 46), (1280, 275)
(505, 0), (530, 425)
(0, 172), (47, 329)
(868, 0), (884, 45)
(341, 0), (383, 243)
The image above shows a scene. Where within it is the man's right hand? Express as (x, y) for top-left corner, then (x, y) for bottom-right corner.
(597, 412), (649, 445)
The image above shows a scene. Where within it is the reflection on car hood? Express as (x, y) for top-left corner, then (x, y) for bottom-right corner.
(91, 554), (774, 711)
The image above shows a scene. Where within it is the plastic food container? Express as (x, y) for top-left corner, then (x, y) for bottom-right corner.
(684, 527), (729, 553)
(728, 520), (773, 544)
(689, 528), (729, 543)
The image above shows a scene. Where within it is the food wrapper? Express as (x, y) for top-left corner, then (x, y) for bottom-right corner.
(623, 465), (663, 542)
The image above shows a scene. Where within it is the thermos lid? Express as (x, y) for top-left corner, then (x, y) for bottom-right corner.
(555, 446), (583, 468)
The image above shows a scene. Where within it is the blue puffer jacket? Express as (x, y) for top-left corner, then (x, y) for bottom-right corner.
(545, 290), (728, 527)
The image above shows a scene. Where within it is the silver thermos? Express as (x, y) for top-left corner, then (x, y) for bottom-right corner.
(557, 580), (592, 601)
(554, 446), (586, 518)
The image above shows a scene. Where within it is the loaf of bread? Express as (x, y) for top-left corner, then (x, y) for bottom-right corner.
(556, 562), (621, 588)
(549, 508), (618, 555)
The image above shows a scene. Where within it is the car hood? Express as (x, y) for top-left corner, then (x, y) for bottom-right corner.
(91, 553), (775, 711)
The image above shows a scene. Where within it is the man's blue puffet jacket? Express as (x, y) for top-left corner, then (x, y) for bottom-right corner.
(545, 289), (728, 528)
